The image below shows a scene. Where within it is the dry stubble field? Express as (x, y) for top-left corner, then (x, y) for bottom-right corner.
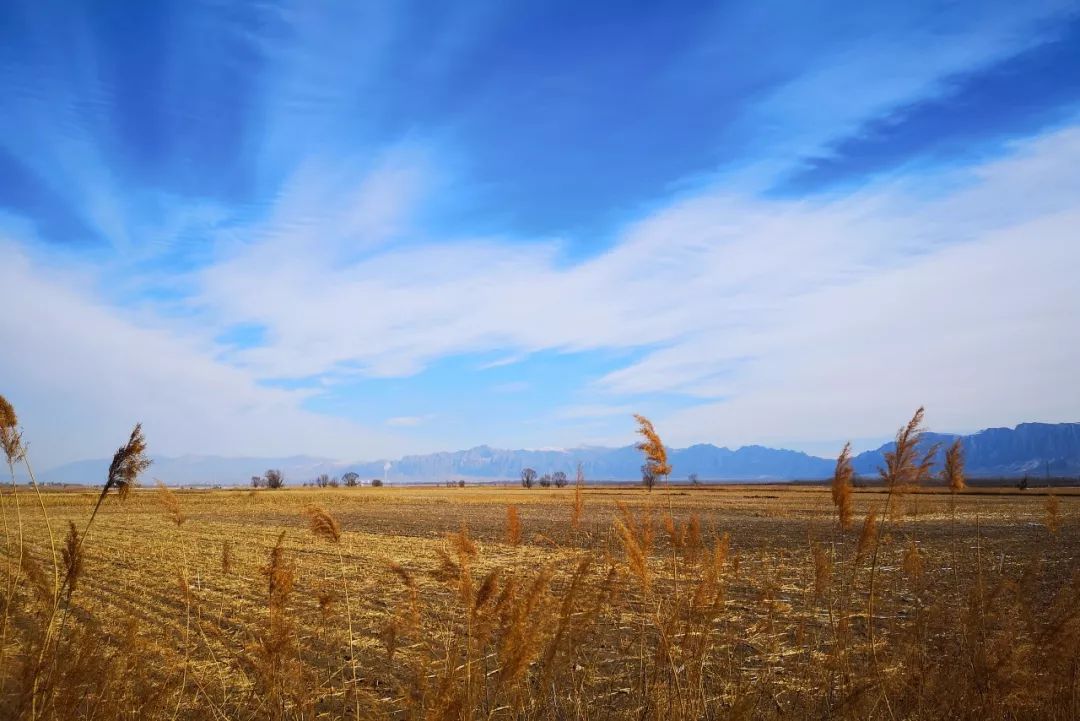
(1, 483), (1077, 721)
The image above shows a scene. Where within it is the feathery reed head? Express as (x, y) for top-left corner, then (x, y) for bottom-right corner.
(303, 505), (341, 543)
(262, 531), (294, 610)
(106, 423), (151, 499)
(62, 520), (83, 599)
(473, 569), (500, 617)
(633, 414), (671, 481)
(902, 539), (924, 583)
(0, 394), (15, 428)
(450, 524), (478, 560)
(856, 509), (878, 559)
(944, 438), (966, 492)
(0, 393), (25, 463)
(614, 518), (650, 592)
(831, 442), (854, 530)
(880, 407), (938, 490)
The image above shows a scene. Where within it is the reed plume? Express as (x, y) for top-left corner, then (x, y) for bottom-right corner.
(634, 414), (671, 490)
(105, 424), (151, 500)
(254, 531), (299, 721)
(615, 519), (650, 592)
(304, 505), (341, 543)
(880, 407), (938, 490)
(302, 505), (358, 720)
(856, 510), (878, 560)
(831, 442), (855, 530)
(0, 395), (25, 464)
(902, 539), (924, 584)
(384, 563), (421, 663)
(263, 532), (294, 613)
(60, 522), (82, 600)
(944, 438), (966, 492)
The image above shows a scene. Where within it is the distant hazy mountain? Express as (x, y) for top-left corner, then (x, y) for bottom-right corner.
(36, 422), (1080, 485)
(850, 422), (1080, 478)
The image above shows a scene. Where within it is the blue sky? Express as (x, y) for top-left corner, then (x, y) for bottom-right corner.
(2, 0), (1079, 466)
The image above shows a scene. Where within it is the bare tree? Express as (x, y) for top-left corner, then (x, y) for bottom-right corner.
(688, 472), (700, 486)
(521, 468), (537, 489)
(342, 472), (359, 487)
(265, 469), (285, 489)
(328, 476), (339, 488)
(641, 464), (657, 492)
(250, 475), (263, 489)
(553, 470), (568, 488)
(316, 473), (331, 488)
(539, 473), (552, 488)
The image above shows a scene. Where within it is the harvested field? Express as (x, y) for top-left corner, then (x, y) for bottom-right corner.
(1, 483), (1077, 720)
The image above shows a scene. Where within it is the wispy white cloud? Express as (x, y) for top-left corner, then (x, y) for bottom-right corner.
(0, 237), (408, 466)
(185, 122), (1080, 450)
(4, 122), (1078, 465)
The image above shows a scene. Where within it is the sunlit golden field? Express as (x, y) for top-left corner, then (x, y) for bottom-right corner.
(1, 482), (1077, 720)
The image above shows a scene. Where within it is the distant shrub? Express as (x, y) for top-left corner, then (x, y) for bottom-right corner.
(265, 469), (285, 489)
(371, 478), (383, 487)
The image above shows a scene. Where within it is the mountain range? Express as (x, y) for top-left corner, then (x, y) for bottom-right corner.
(32, 422), (1080, 486)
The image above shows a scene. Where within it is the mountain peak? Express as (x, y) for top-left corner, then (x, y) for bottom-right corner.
(36, 421), (1080, 485)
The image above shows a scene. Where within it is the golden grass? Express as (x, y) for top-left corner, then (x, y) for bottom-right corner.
(0, 403), (1077, 720)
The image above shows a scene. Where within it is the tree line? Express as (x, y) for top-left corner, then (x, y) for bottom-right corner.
(249, 470), (382, 488)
